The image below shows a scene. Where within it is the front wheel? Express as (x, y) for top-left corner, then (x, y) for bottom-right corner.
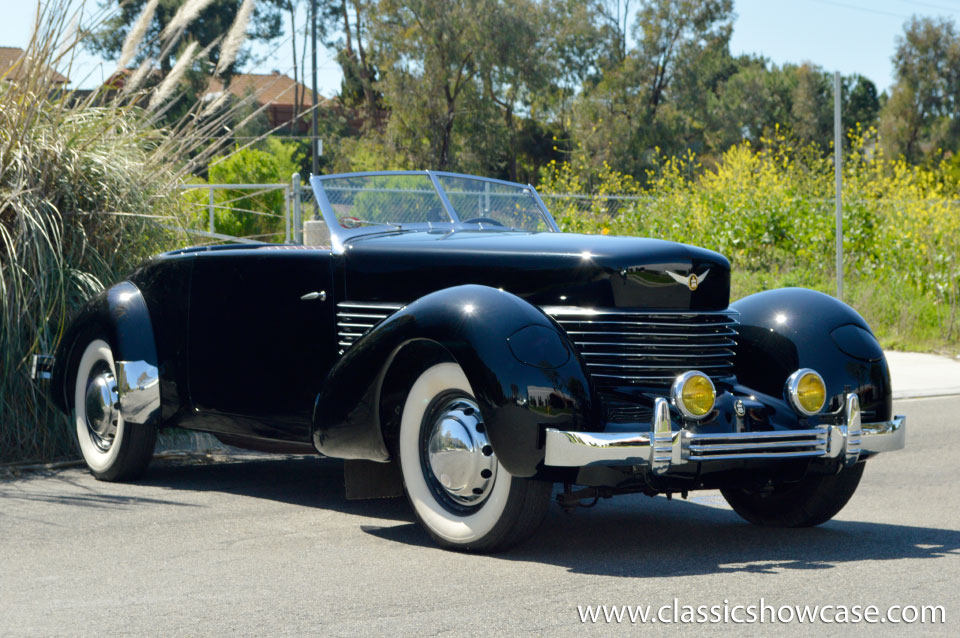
(72, 336), (157, 481)
(398, 363), (552, 552)
(720, 462), (865, 527)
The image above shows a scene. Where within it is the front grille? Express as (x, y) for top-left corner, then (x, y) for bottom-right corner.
(337, 301), (404, 352)
(542, 306), (739, 387)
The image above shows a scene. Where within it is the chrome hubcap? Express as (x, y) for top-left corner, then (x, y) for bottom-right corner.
(425, 397), (497, 507)
(84, 364), (119, 451)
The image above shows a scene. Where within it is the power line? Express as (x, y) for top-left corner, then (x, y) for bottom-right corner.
(808, 0), (910, 19)
(896, 0), (960, 14)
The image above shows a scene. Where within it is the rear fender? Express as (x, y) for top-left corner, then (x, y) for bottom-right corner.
(312, 285), (597, 477)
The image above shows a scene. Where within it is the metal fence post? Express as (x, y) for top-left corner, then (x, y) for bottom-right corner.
(834, 71), (843, 300)
(292, 172), (302, 244)
(284, 183), (291, 243)
(208, 186), (215, 233)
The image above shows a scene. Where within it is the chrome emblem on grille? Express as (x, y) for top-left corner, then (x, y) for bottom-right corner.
(734, 400), (746, 416)
(666, 268), (710, 291)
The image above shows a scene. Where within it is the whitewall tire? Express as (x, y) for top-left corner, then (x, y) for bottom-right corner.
(398, 363), (551, 552)
(72, 337), (156, 481)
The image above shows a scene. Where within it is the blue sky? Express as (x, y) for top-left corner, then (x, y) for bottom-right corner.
(3, 0), (960, 94)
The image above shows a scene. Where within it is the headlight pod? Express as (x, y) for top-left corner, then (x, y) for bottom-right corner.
(785, 368), (827, 415)
(671, 371), (716, 419)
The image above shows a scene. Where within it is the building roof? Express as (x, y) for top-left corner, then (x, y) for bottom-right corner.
(0, 46), (69, 84)
(206, 71), (321, 107)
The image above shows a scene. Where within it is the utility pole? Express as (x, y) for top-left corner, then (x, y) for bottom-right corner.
(311, 0), (319, 178)
(310, 0), (320, 220)
(834, 71), (843, 300)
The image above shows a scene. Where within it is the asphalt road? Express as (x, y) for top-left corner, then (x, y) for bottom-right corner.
(2, 397), (958, 637)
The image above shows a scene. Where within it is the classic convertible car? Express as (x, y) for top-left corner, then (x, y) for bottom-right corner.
(38, 171), (905, 552)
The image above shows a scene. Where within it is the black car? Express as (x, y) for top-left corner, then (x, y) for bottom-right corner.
(39, 171), (905, 552)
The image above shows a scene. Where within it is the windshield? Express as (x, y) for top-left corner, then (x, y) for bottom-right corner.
(436, 175), (550, 232)
(313, 171), (555, 240)
(320, 174), (452, 228)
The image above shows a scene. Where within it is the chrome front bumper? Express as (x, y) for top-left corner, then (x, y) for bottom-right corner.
(544, 393), (905, 473)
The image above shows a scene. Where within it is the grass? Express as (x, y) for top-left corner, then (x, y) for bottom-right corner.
(0, 1), (278, 463)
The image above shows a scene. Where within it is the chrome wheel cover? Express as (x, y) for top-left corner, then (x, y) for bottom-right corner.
(422, 396), (497, 509)
(84, 362), (119, 452)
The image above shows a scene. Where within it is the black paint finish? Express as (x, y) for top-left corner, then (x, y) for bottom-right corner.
(342, 231), (730, 311)
(312, 285), (597, 477)
(732, 288), (892, 423)
(49, 228), (893, 479)
(50, 281), (159, 424)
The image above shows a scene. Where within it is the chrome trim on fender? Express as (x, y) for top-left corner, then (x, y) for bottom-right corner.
(115, 360), (161, 425)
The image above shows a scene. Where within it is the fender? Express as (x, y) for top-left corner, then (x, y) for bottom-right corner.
(312, 285), (598, 477)
(51, 281), (161, 426)
(732, 288), (892, 423)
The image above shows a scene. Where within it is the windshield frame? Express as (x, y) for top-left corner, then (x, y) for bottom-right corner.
(310, 170), (559, 252)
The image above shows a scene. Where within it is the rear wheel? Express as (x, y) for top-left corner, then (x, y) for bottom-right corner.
(720, 462), (865, 527)
(72, 337), (156, 481)
(398, 363), (552, 552)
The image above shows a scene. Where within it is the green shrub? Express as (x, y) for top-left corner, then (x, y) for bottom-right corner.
(203, 138), (305, 241)
(541, 128), (960, 352)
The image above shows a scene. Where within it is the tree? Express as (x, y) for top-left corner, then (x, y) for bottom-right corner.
(571, 0), (735, 176)
(90, 1), (283, 74)
(879, 16), (960, 162)
(844, 74), (880, 133)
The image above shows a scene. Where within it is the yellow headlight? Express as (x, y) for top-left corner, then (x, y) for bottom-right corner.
(672, 371), (716, 419)
(787, 369), (826, 415)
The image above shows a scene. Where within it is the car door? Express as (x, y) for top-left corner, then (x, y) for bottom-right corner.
(187, 248), (337, 442)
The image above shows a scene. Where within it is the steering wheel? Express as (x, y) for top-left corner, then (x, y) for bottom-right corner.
(462, 217), (505, 227)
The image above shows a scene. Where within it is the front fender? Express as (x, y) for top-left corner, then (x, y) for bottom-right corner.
(732, 288), (892, 423)
(50, 281), (161, 425)
(312, 285), (597, 477)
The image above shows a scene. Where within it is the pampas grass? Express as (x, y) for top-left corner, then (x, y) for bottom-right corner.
(118, 0), (159, 70)
(161, 0), (216, 41)
(148, 40), (197, 109)
(0, 0), (273, 463)
(215, 0), (254, 76)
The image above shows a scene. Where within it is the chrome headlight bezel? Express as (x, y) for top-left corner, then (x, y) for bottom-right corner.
(671, 370), (717, 420)
(785, 368), (827, 416)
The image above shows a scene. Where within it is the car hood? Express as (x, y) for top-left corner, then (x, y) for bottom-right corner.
(343, 230), (731, 310)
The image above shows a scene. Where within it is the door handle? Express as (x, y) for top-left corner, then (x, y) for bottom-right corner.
(300, 291), (327, 301)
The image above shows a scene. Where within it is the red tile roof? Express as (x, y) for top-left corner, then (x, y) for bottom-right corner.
(0, 47), (69, 84)
(206, 71), (321, 107)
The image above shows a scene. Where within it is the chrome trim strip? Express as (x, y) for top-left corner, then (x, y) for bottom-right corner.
(115, 360), (160, 425)
(687, 439), (824, 452)
(686, 450), (827, 461)
(689, 429), (826, 441)
(579, 351), (734, 358)
(544, 410), (905, 469)
(543, 306), (740, 317)
(338, 302), (405, 310)
(585, 362), (732, 370)
(573, 340), (738, 349)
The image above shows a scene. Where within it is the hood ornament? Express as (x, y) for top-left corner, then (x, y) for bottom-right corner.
(666, 268), (710, 291)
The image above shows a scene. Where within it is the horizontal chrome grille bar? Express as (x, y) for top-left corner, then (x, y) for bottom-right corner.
(544, 305), (739, 388)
